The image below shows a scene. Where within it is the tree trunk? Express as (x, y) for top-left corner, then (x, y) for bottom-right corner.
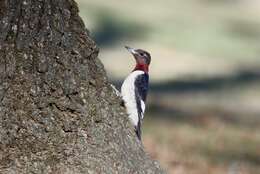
(0, 0), (164, 173)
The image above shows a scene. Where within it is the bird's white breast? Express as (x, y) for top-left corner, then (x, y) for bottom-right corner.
(121, 70), (145, 126)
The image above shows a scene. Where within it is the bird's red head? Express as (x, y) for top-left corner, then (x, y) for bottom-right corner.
(125, 46), (151, 73)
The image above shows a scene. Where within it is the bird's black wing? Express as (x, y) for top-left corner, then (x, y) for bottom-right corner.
(134, 73), (149, 140)
(135, 73), (149, 103)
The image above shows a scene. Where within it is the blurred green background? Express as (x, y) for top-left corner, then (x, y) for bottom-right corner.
(78, 0), (260, 173)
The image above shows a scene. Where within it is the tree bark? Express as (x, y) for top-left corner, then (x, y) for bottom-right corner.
(0, 0), (164, 173)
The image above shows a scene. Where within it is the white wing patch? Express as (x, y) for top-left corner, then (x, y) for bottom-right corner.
(121, 70), (144, 126)
(140, 100), (145, 119)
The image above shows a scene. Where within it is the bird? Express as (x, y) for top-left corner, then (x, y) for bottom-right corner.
(121, 46), (151, 140)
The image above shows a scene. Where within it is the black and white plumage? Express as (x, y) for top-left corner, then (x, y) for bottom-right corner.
(121, 46), (151, 140)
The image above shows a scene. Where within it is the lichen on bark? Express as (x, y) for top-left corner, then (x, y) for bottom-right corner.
(0, 0), (165, 173)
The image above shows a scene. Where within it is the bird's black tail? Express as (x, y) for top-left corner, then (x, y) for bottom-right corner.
(135, 121), (142, 141)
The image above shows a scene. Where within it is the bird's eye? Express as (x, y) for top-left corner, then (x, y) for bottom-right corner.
(140, 53), (145, 57)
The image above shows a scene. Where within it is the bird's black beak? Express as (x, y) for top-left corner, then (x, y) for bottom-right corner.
(125, 46), (138, 55)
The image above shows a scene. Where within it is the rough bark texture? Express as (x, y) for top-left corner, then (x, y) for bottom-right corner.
(0, 0), (165, 173)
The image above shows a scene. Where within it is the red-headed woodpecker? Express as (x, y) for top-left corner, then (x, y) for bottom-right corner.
(121, 46), (151, 140)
